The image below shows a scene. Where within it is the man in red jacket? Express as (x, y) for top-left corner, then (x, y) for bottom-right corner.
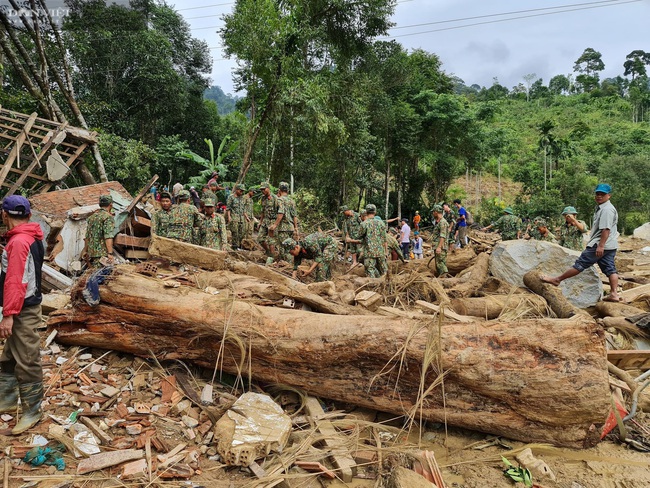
(0, 195), (45, 434)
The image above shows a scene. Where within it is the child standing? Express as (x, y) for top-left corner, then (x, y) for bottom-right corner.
(413, 231), (423, 259)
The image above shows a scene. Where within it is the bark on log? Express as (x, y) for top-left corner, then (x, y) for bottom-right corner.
(404, 246), (476, 275)
(448, 253), (490, 298)
(594, 301), (647, 319)
(47, 267), (610, 448)
(451, 294), (548, 320)
(523, 270), (587, 319)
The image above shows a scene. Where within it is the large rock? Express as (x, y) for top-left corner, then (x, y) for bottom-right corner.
(633, 222), (650, 241)
(489, 240), (602, 309)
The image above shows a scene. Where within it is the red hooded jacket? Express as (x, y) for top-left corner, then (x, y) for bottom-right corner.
(1, 222), (45, 316)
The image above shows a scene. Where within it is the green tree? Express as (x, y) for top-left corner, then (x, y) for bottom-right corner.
(573, 48), (605, 93)
(549, 74), (570, 95)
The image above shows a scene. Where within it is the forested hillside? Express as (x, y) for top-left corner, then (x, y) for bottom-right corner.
(0, 0), (648, 232)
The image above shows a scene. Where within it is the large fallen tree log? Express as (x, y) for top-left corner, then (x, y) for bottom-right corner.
(48, 267), (610, 448)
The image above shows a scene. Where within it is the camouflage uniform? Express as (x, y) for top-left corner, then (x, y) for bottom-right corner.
(202, 190), (217, 206)
(292, 232), (338, 282)
(538, 231), (558, 243)
(386, 233), (404, 261)
(227, 192), (247, 249)
(85, 208), (115, 265)
(243, 194), (254, 239)
(258, 193), (280, 248)
(277, 194), (298, 260)
(431, 217), (449, 275)
(167, 201), (202, 244)
(152, 208), (173, 238)
(494, 214), (521, 241)
(200, 213), (228, 250)
(558, 221), (588, 251)
(443, 208), (456, 247)
(342, 211), (363, 255)
(358, 217), (387, 278)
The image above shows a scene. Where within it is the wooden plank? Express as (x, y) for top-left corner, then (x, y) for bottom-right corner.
(0, 112), (37, 187)
(79, 416), (114, 446)
(115, 234), (151, 248)
(304, 396), (356, 483)
(125, 174), (159, 214)
(607, 350), (650, 370)
(76, 449), (144, 474)
(415, 300), (474, 323)
(4, 123), (69, 196)
(620, 284), (650, 302)
(125, 250), (151, 260)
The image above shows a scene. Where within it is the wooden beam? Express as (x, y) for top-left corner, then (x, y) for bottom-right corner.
(0, 112), (37, 187)
(415, 300), (475, 323)
(607, 350), (650, 370)
(125, 174), (159, 214)
(620, 284), (650, 302)
(5, 123), (69, 196)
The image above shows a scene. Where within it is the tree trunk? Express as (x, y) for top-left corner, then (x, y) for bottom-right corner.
(523, 270), (586, 319)
(448, 252), (490, 298)
(595, 301), (647, 319)
(451, 294), (548, 319)
(48, 268), (610, 449)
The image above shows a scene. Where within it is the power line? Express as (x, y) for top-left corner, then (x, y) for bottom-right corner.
(177, 2), (233, 11)
(389, 0), (634, 31)
(386, 0), (642, 39)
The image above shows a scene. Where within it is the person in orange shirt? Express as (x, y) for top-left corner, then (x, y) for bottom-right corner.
(413, 211), (421, 230)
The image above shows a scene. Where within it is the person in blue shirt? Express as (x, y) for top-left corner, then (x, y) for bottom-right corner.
(453, 199), (468, 248)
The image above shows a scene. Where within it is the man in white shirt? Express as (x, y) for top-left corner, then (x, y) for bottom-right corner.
(542, 183), (621, 302)
(400, 218), (411, 260)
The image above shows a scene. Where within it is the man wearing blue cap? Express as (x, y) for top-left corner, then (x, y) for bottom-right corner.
(543, 184), (621, 302)
(0, 195), (45, 434)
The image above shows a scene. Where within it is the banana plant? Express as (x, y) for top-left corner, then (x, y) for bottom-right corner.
(177, 136), (239, 186)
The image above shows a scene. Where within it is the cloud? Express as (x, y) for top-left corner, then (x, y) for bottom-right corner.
(462, 40), (511, 63)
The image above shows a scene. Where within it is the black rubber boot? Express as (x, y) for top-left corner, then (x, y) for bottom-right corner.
(12, 382), (43, 435)
(0, 373), (18, 414)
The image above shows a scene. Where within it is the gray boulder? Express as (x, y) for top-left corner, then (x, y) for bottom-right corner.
(489, 240), (602, 309)
(633, 222), (650, 241)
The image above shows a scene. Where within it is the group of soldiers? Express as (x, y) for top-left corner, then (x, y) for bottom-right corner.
(482, 205), (589, 251)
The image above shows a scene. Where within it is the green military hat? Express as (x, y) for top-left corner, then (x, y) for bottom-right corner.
(159, 191), (172, 200)
(235, 183), (246, 191)
(279, 181), (290, 191)
(365, 203), (377, 213)
(98, 194), (113, 206)
(178, 190), (190, 200)
(260, 181), (270, 189)
(535, 218), (548, 227)
(281, 238), (298, 250)
(503, 207), (514, 215)
(432, 204), (443, 213)
(561, 206), (578, 215)
(339, 205), (349, 213)
(360, 209), (367, 217)
(202, 198), (216, 207)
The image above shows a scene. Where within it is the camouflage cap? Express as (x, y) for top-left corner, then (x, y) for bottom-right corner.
(360, 210), (367, 217)
(259, 181), (270, 189)
(503, 207), (514, 215)
(178, 189), (190, 200)
(535, 218), (548, 227)
(432, 204), (443, 213)
(279, 181), (290, 190)
(99, 194), (113, 206)
(365, 203), (377, 213)
(339, 205), (349, 213)
(235, 183), (246, 191)
(281, 238), (298, 250)
(202, 198), (216, 207)
(561, 206), (578, 215)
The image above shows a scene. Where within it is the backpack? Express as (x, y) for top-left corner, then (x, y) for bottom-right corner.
(465, 208), (474, 225)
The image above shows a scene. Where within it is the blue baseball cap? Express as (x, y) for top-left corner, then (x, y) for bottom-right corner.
(2, 195), (31, 217)
(595, 183), (611, 194)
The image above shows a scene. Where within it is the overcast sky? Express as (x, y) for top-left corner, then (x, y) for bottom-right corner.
(174, 0), (650, 95)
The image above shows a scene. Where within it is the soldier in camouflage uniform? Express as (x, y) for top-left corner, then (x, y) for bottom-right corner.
(243, 188), (255, 240)
(442, 202), (457, 249)
(201, 185), (216, 213)
(257, 182), (280, 264)
(558, 206), (588, 251)
(167, 190), (202, 244)
(533, 218), (558, 243)
(226, 184), (247, 249)
(83, 195), (115, 267)
(352, 204), (387, 278)
(271, 182), (299, 261)
(200, 199), (228, 250)
(431, 205), (449, 276)
(482, 207), (521, 241)
(152, 191), (173, 237)
(341, 206), (363, 265)
(282, 233), (338, 282)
